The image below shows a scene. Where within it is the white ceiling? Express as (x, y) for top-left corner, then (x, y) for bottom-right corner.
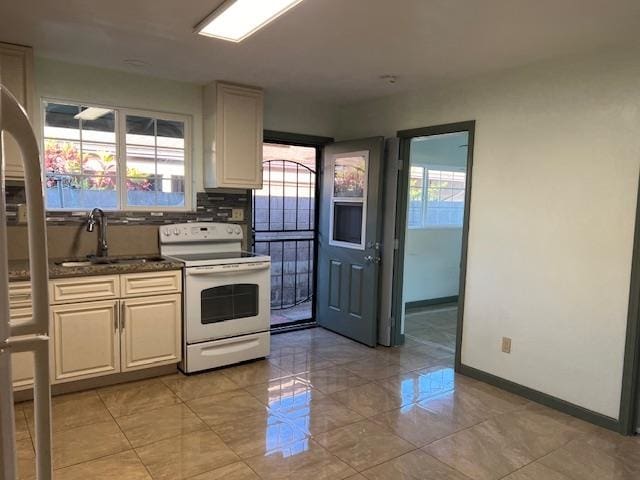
(1, 0), (639, 103)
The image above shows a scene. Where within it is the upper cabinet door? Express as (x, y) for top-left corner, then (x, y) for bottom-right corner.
(204, 82), (264, 189)
(0, 42), (34, 180)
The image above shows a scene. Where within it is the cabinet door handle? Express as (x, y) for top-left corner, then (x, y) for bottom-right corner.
(121, 302), (126, 330)
(114, 303), (119, 332)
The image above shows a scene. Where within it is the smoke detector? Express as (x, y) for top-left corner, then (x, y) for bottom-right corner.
(379, 75), (397, 84)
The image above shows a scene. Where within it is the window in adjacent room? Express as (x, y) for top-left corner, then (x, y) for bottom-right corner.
(408, 166), (466, 228)
(43, 100), (190, 211)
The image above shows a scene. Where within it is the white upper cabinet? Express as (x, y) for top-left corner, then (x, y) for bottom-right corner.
(204, 82), (264, 189)
(0, 42), (34, 180)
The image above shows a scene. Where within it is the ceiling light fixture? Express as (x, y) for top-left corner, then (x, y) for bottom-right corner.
(74, 107), (113, 121)
(195, 0), (304, 42)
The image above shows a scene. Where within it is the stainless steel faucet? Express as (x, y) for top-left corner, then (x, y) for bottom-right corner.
(86, 208), (108, 257)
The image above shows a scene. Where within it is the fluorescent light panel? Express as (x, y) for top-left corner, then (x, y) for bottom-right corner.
(74, 107), (112, 121)
(196, 0), (304, 42)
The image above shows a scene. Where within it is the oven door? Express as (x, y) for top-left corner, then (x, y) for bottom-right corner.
(184, 261), (271, 344)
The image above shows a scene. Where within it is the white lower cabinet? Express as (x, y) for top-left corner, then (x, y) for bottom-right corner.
(121, 294), (181, 372)
(51, 300), (120, 383)
(12, 351), (35, 390)
(9, 271), (182, 389)
(11, 307), (35, 389)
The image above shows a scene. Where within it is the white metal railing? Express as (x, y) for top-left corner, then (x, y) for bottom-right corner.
(0, 85), (52, 479)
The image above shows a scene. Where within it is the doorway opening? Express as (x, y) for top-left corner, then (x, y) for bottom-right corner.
(252, 133), (328, 329)
(392, 122), (475, 367)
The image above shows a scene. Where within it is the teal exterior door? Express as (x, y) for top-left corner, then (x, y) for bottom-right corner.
(316, 137), (385, 346)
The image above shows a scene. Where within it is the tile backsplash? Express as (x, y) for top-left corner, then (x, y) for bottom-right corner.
(5, 186), (250, 225)
(5, 186), (252, 260)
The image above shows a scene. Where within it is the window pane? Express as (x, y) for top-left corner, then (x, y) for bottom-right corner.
(44, 140), (82, 175)
(44, 103), (119, 210)
(334, 155), (366, 197)
(156, 119), (185, 208)
(125, 115), (186, 209)
(126, 115), (155, 137)
(156, 176), (185, 207)
(44, 103), (80, 140)
(424, 168), (466, 227)
(82, 143), (117, 176)
(126, 177), (156, 206)
(125, 115), (156, 208)
(80, 107), (115, 142)
(333, 202), (363, 244)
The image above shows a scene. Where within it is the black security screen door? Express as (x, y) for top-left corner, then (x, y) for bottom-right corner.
(252, 141), (319, 328)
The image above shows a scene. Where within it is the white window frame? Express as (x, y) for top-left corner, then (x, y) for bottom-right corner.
(408, 164), (466, 230)
(328, 150), (368, 250)
(42, 98), (193, 212)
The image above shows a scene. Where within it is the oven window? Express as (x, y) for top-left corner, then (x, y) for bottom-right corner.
(201, 284), (259, 324)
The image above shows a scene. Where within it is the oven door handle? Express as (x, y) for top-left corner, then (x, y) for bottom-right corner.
(186, 262), (270, 275)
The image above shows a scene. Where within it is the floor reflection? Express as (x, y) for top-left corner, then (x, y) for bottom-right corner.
(265, 377), (313, 457)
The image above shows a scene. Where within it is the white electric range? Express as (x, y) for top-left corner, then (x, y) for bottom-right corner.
(160, 222), (271, 373)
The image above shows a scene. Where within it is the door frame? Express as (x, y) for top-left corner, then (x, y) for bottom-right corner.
(253, 130), (333, 329)
(619, 170), (640, 434)
(390, 121), (476, 372)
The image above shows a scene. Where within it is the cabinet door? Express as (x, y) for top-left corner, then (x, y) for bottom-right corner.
(51, 300), (120, 383)
(216, 83), (263, 188)
(121, 294), (181, 372)
(0, 43), (34, 180)
(11, 308), (35, 390)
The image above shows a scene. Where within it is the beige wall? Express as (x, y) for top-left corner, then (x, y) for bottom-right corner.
(337, 46), (640, 419)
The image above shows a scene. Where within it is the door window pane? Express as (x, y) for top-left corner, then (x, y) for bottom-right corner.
(330, 151), (368, 249)
(333, 203), (363, 244)
(334, 155), (366, 197)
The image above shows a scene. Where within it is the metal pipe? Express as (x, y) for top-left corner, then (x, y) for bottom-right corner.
(87, 207), (108, 257)
(0, 349), (17, 480)
(1, 85), (53, 479)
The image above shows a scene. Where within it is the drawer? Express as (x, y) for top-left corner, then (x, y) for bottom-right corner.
(120, 270), (182, 297)
(9, 309), (35, 390)
(9, 281), (32, 308)
(10, 307), (33, 328)
(49, 275), (119, 304)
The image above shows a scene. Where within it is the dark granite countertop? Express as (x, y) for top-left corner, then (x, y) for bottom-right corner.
(8, 255), (184, 281)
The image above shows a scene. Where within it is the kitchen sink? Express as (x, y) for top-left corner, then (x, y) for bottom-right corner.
(57, 261), (93, 268)
(55, 255), (167, 267)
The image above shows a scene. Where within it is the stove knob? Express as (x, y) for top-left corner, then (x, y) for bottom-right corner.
(174, 228), (180, 235)
(234, 226), (241, 235)
(163, 230), (171, 236)
(227, 225), (233, 234)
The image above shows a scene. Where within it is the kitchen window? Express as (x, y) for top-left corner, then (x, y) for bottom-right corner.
(43, 100), (191, 211)
(408, 166), (466, 228)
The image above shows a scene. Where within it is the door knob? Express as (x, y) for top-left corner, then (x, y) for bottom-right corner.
(364, 255), (381, 264)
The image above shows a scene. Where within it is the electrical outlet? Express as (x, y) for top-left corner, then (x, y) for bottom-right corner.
(17, 204), (27, 224)
(501, 337), (512, 354)
(231, 208), (244, 221)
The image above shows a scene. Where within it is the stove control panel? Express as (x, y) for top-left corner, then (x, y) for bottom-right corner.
(159, 222), (242, 243)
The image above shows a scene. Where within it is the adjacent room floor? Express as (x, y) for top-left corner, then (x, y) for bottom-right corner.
(404, 303), (458, 351)
(12, 327), (640, 480)
(270, 300), (313, 327)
